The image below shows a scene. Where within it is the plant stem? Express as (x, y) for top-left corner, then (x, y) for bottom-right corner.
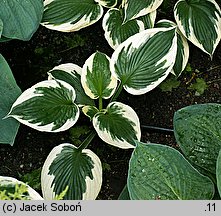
(110, 82), (123, 102)
(99, 97), (103, 110)
(77, 130), (96, 151)
(141, 125), (174, 134)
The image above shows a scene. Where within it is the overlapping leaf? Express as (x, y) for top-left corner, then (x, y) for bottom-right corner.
(48, 63), (94, 106)
(138, 10), (157, 29)
(174, 0), (221, 57)
(0, 19), (3, 38)
(0, 55), (21, 145)
(110, 27), (177, 95)
(41, 144), (102, 200)
(42, 0), (103, 32)
(81, 51), (117, 99)
(156, 19), (189, 77)
(102, 8), (145, 49)
(123, 0), (163, 22)
(95, 0), (118, 8)
(93, 102), (141, 149)
(128, 142), (214, 200)
(6, 80), (80, 132)
(0, 176), (43, 200)
(174, 103), (221, 174)
(0, 0), (43, 40)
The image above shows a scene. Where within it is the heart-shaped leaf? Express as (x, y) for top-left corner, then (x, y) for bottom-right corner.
(0, 176), (43, 200)
(174, 0), (221, 57)
(93, 102), (141, 149)
(110, 27), (177, 95)
(95, 0), (118, 8)
(42, 0), (103, 32)
(123, 0), (163, 22)
(102, 8), (145, 49)
(81, 51), (117, 99)
(217, 149), (221, 197)
(128, 142), (214, 200)
(7, 80), (80, 132)
(156, 19), (189, 77)
(0, 0), (43, 40)
(0, 54), (21, 145)
(174, 103), (221, 174)
(48, 63), (94, 106)
(41, 144), (102, 200)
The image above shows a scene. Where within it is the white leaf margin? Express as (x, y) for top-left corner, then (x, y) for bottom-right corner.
(48, 63), (82, 80)
(41, 0), (104, 32)
(174, 0), (221, 57)
(41, 143), (102, 200)
(110, 27), (178, 95)
(93, 101), (141, 149)
(156, 19), (189, 76)
(0, 176), (43, 200)
(94, 0), (118, 8)
(81, 52), (118, 99)
(102, 8), (145, 50)
(123, 0), (163, 22)
(6, 80), (79, 133)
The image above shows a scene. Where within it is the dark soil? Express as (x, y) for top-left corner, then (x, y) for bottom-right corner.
(0, 1), (221, 199)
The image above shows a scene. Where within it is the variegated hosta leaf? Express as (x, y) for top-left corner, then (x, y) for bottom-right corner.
(128, 142), (214, 200)
(41, 0), (103, 32)
(81, 51), (117, 99)
(82, 105), (99, 120)
(174, 0), (221, 57)
(94, 0), (118, 8)
(156, 19), (189, 77)
(0, 0), (43, 41)
(0, 176), (43, 200)
(48, 63), (94, 106)
(123, 0), (163, 22)
(93, 102), (141, 149)
(102, 8), (145, 49)
(7, 80), (80, 132)
(138, 10), (157, 29)
(110, 27), (177, 95)
(41, 144), (102, 200)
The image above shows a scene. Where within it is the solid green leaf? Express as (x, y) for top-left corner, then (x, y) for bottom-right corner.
(159, 76), (181, 92)
(217, 149), (221, 197)
(156, 19), (189, 77)
(110, 27), (177, 95)
(128, 142), (214, 200)
(174, 0), (221, 57)
(118, 185), (130, 200)
(41, 144), (102, 200)
(123, 0), (163, 22)
(0, 176), (43, 200)
(93, 102), (141, 149)
(102, 8), (145, 49)
(48, 63), (94, 106)
(0, 19), (3, 38)
(0, 0), (43, 40)
(81, 51), (117, 99)
(42, 0), (103, 32)
(188, 78), (208, 96)
(0, 54), (21, 145)
(174, 103), (221, 174)
(7, 80), (80, 132)
(95, 0), (118, 8)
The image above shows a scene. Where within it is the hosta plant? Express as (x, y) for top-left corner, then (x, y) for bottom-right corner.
(0, 0), (44, 41)
(121, 103), (221, 200)
(3, 26), (178, 199)
(41, 0), (221, 76)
